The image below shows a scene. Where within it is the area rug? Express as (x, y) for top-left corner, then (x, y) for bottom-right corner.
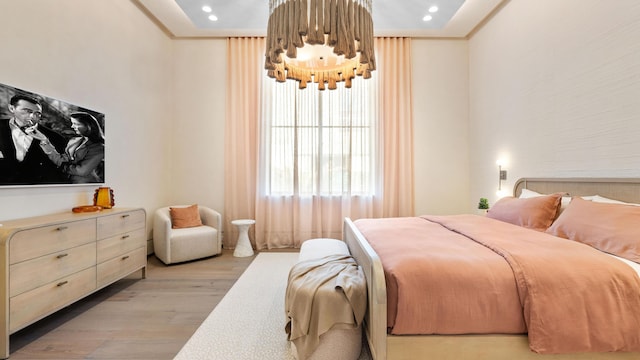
(174, 252), (372, 360)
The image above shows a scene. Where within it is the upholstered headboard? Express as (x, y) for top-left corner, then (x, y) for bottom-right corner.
(513, 178), (640, 204)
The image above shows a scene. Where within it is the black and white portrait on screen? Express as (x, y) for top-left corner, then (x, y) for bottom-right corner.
(0, 82), (105, 187)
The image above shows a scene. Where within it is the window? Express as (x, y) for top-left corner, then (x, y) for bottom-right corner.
(261, 76), (378, 197)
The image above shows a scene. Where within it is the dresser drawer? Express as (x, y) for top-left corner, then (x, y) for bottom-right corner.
(97, 228), (146, 263)
(97, 247), (146, 288)
(9, 267), (97, 333)
(10, 242), (97, 297)
(97, 209), (145, 240)
(9, 219), (96, 265)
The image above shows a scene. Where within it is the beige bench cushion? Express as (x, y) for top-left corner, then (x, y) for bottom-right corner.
(299, 238), (349, 262)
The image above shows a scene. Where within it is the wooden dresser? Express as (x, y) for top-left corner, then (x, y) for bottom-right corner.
(0, 207), (146, 359)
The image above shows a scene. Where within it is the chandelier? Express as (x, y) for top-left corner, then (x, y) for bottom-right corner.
(265, 0), (376, 90)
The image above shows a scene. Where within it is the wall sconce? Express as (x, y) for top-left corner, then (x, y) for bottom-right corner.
(498, 165), (507, 191)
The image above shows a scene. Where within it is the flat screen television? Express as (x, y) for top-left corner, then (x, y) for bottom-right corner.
(0, 82), (105, 187)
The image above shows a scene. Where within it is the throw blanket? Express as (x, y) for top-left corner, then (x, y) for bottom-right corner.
(355, 215), (640, 354)
(285, 254), (366, 360)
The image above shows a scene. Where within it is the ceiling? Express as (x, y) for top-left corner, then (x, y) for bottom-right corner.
(134, 0), (507, 38)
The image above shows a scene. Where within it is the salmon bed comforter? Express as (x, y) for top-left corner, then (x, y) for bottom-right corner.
(354, 214), (640, 354)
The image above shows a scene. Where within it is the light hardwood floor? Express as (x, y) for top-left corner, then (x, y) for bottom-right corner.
(9, 249), (258, 359)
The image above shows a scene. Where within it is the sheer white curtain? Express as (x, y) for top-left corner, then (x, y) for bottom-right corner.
(256, 75), (380, 248)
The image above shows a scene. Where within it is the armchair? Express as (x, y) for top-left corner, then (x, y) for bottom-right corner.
(153, 205), (222, 265)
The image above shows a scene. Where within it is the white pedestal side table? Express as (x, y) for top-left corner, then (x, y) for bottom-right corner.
(231, 219), (255, 257)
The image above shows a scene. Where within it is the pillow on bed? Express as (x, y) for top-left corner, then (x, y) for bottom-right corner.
(487, 193), (563, 231)
(519, 188), (544, 198)
(546, 197), (640, 263)
(519, 188), (572, 213)
(582, 195), (640, 207)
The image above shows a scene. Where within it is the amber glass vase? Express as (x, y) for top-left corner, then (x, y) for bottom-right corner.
(93, 187), (115, 209)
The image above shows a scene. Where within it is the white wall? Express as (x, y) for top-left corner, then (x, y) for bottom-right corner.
(170, 40), (227, 212)
(0, 0), (174, 236)
(412, 39), (470, 215)
(469, 0), (640, 208)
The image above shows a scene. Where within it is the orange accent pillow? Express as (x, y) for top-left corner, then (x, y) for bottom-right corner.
(546, 197), (640, 263)
(169, 204), (203, 229)
(487, 193), (562, 231)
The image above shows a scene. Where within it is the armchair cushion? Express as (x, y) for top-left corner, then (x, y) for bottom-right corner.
(154, 205), (223, 265)
(170, 204), (203, 229)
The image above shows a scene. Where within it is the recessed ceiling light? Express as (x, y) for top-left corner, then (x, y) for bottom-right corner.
(429, 6), (439, 13)
(208, 14), (218, 21)
(423, 15), (433, 22)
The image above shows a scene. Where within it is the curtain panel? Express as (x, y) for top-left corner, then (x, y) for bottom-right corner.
(376, 37), (415, 218)
(223, 37), (263, 249)
(224, 37), (414, 250)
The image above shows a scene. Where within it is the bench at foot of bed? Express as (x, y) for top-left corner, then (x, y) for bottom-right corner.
(288, 238), (364, 360)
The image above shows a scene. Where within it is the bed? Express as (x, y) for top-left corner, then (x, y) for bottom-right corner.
(343, 178), (640, 360)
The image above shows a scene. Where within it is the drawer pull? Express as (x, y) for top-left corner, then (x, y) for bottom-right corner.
(56, 226), (68, 231)
(122, 255), (130, 260)
(121, 235), (130, 239)
(57, 281), (69, 287)
(121, 214), (130, 218)
(56, 253), (69, 259)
